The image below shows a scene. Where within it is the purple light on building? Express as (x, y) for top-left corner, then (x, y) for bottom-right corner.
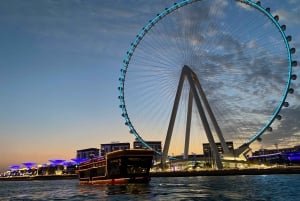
(22, 162), (37, 169)
(64, 161), (76, 167)
(42, 163), (48, 167)
(289, 156), (300, 161)
(9, 165), (21, 171)
(71, 158), (87, 165)
(287, 152), (300, 162)
(49, 159), (66, 165)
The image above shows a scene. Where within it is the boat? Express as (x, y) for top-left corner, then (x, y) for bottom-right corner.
(78, 149), (155, 185)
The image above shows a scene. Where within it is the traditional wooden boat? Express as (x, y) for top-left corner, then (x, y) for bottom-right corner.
(78, 149), (154, 185)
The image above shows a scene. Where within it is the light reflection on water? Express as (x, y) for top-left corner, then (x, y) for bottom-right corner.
(0, 175), (299, 200)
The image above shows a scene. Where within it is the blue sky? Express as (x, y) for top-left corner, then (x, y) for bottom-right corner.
(0, 0), (299, 171)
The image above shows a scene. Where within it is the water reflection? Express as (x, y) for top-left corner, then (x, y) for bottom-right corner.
(77, 183), (151, 197)
(106, 183), (151, 195)
(1, 175), (299, 200)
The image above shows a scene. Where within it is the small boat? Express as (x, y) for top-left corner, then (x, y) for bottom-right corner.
(78, 149), (155, 185)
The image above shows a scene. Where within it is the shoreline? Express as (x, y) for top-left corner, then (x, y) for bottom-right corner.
(0, 167), (299, 181)
(150, 166), (300, 177)
(0, 174), (78, 181)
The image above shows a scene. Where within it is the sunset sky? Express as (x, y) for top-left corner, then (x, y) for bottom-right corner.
(1, 0), (299, 171)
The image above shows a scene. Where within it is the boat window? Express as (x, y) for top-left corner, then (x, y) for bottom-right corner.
(107, 159), (121, 177)
(127, 166), (147, 175)
(126, 157), (152, 175)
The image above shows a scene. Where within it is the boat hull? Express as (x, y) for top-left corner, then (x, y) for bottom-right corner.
(79, 176), (151, 185)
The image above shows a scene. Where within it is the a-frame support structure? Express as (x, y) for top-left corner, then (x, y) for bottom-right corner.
(162, 65), (230, 170)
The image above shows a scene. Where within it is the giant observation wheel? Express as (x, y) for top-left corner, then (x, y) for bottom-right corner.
(118, 0), (297, 166)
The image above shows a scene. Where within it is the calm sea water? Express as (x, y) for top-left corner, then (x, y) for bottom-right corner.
(0, 175), (299, 201)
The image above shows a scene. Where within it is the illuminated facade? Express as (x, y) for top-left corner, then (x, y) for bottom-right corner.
(249, 145), (300, 165)
(71, 158), (87, 164)
(22, 162), (37, 169)
(49, 159), (65, 165)
(203, 141), (234, 157)
(252, 145), (300, 156)
(9, 165), (21, 170)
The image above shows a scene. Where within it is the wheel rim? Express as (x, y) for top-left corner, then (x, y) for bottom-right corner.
(118, 0), (296, 155)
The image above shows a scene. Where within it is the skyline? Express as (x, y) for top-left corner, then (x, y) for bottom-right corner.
(1, 0), (300, 171)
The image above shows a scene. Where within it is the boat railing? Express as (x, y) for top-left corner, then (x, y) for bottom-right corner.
(78, 158), (106, 171)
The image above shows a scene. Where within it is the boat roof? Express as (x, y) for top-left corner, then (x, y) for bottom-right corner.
(106, 149), (154, 159)
(79, 149), (154, 166)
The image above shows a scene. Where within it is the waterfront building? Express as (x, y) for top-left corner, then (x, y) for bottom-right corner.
(202, 142), (234, 168)
(7, 165), (22, 176)
(133, 140), (162, 152)
(48, 159), (66, 175)
(22, 162), (37, 169)
(22, 162), (38, 175)
(64, 161), (77, 174)
(133, 140), (162, 162)
(203, 141), (234, 157)
(249, 145), (300, 166)
(71, 158), (87, 164)
(100, 142), (130, 156)
(76, 148), (100, 159)
(252, 145), (300, 156)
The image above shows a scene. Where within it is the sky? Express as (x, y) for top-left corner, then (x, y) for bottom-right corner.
(0, 0), (299, 171)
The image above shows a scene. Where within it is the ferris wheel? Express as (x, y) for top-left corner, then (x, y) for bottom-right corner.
(118, 0), (297, 167)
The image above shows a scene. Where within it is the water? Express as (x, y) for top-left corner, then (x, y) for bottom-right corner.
(0, 175), (300, 200)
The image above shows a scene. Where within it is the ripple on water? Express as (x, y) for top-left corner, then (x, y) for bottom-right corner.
(0, 175), (299, 201)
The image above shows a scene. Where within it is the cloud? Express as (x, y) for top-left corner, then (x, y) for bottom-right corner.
(258, 105), (300, 148)
(275, 8), (300, 25)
